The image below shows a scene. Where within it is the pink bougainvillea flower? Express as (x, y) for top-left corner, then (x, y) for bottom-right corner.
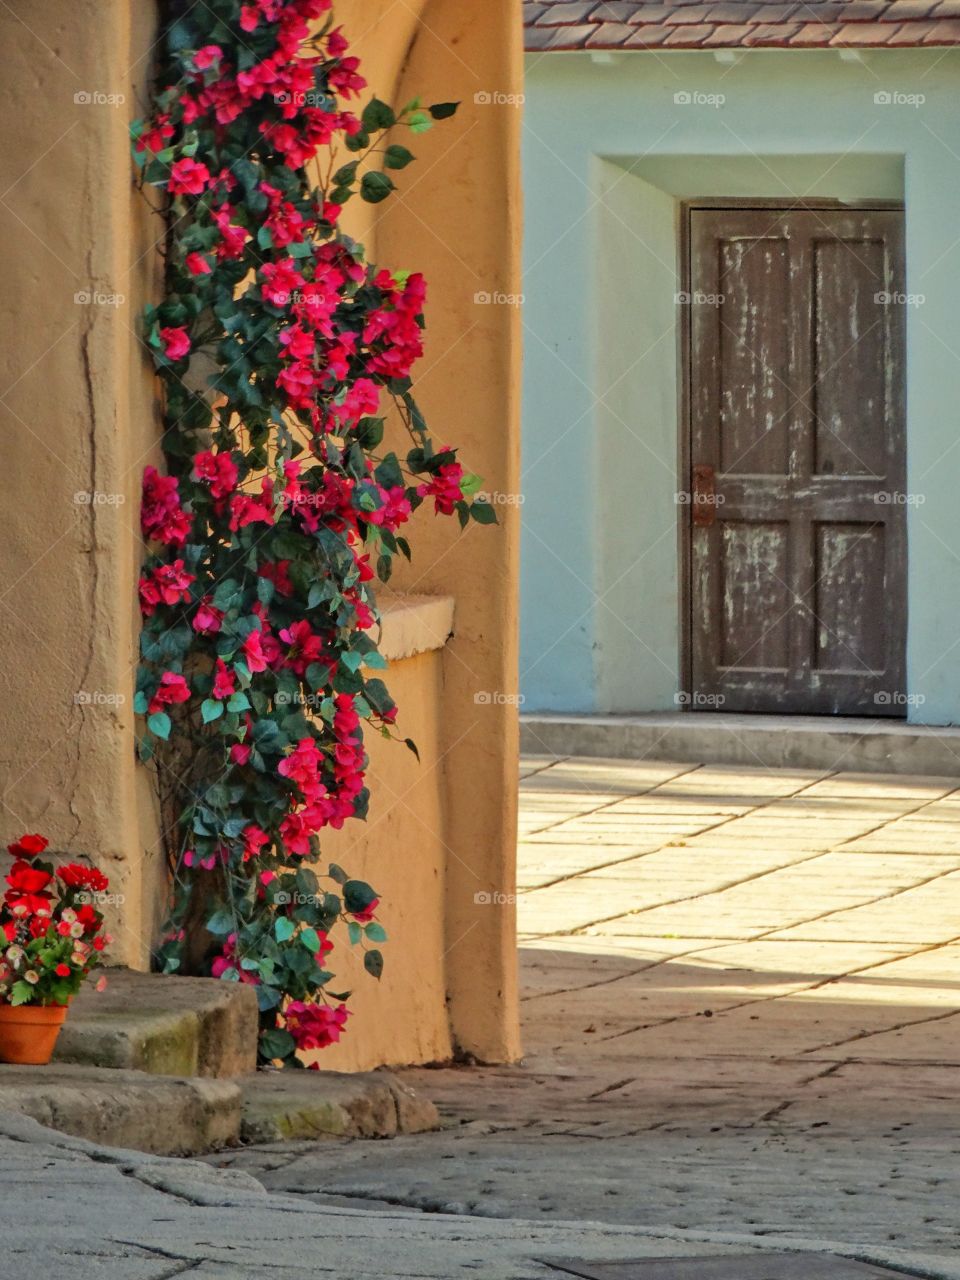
(185, 251), (212, 276)
(278, 619), (326, 677)
(159, 326), (191, 362)
(260, 260), (305, 307)
(168, 157), (211, 196)
(350, 896), (379, 925)
(139, 558), (195, 615)
(241, 825), (269, 862)
(148, 671), (190, 716)
(241, 630), (268, 674)
(135, 114), (175, 156)
(212, 658), (236, 701)
(284, 999), (349, 1051)
(417, 450), (465, 516)
(192, 597), (224, 635)
(192, 44), (223, 71)
(193, 449), (239, 500)
(211, 932), (259, 984)
(142, 467), (191, 546)
(230, 742), (251, 767)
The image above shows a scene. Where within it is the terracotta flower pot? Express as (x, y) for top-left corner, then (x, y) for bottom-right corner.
(0, 1002), (68, 1065)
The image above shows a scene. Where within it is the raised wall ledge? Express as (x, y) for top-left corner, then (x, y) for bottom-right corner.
(377, 593), (455, 663)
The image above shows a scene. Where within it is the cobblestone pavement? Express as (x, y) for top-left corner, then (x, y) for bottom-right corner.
(220, 755), (960, 1265)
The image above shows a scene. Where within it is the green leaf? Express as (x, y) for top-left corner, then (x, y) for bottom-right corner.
(201, 698), (224, 724)
(362, 97), (396, 132)
(384, 144), (414, 170)
(226, 692), (251, 713)
(404, 736), (420, 762)
(133, 690), (149, 715)
(259, 1028), (296, 1061)
(148, 711), (172, 740)
(9, 981), (33, 1006)
(328, 862), (349, 886)
(429, 101), (459, 120)
(364, 949), (384, 980)
(344, 879), (378, 914)
(206, 909), (234, 936)
(364, 923), (387, 943)
(347, 921), (362, 946)
(408, 110), (432, 134)
(300, 928), (322, 953)
(471, 500), (498, 525)
(360, 171), (395, 204)
(274, 917), (296, 943)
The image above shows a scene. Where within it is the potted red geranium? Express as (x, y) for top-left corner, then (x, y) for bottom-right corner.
(0, 833), (111, 1064)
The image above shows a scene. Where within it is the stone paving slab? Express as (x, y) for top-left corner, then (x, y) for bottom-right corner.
(243, 753), (960, 1267)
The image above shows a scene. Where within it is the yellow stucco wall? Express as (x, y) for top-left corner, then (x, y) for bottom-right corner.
(0, 0), (522, 1067)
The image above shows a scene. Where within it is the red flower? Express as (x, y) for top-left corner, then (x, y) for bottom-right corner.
(139, 559), (195, 616)
(148, 671), (190, 715)
(260, 260), (305, 307)
(418, 453), (464, 516)
(351, 897), (379, 925)
(185, 251), (212, 276)
(193, 598), (224, 635)
(242, 631), (268, 674)
(135, 114), (174, 156)
(278, 620), (325, 677)
(160, 326), (191, 362)
(54, 963), (71, 977)
(284, 1000), (349, 1051)
(193, 450), (238, 500)
(212, 659), (236, 701)
(142, 467), (191, 546)
(57, 864), (109, 893)
(6, 861), (52, 895)
(192, 45), (223, 71)
(7, 834), (48, 860)
(168, 158), (211, 196)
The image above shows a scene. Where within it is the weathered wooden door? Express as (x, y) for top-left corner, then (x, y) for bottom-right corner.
(686, 205), (906, 715)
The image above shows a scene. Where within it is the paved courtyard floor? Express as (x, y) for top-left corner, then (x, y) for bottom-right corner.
(222, 754), (960, 1269)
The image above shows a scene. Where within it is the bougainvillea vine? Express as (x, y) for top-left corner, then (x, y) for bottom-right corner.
(132, 0), (491, 1066)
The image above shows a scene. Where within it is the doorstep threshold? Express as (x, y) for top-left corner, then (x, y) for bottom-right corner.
(520, 712), (960, 777)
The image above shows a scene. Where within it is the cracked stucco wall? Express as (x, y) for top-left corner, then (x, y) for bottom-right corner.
(0, 0), (522, 1067)
(0, 0), (164, 966)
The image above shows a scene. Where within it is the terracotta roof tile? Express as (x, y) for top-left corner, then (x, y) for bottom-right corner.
(831, 16), (902, 34)
(663, 20), (722, 37)
(743, 19), (804, 36)
(701, 20), (761, 38)
(883, 14), (940, 31)
(524, 0), (960, 47)
(665, 5), (717, 20)
(785, 19), (844, 38)
(884, 0), (936, 16)
(584, 19), (644, 41)
(537, 1), (597, 23)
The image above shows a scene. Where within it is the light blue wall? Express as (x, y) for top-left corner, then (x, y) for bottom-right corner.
(521, 48), (960, 724)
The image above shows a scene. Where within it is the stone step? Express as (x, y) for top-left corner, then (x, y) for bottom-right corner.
(239, 1069), (440, 1143)
(53, 967), (259, 1079)
(521, 712), (960, 777)
(0, 1063), (241, 1156)
(0, 1062), (439, 1156)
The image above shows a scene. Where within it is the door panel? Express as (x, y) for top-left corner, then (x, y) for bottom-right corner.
(686, 206), (906, 716)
